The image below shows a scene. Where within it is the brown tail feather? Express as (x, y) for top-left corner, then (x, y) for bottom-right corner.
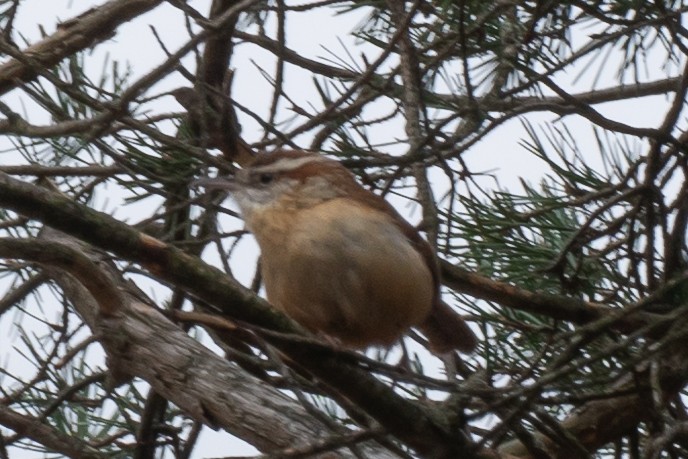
(418, 300), (478, 354)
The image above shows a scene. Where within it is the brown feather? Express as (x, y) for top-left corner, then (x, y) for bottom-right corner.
(239, 150), (478, 353)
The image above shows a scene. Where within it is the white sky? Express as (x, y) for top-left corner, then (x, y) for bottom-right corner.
(0, 0), (680, 457)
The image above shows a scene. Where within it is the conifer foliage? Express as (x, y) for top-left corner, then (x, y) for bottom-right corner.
(1, 1), (687, 458)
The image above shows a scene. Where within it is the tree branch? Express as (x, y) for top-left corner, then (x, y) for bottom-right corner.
(0, 0), (164, 96)
(0, 406), (105, 459)
(440, 259), (665, 334)
(0, 172), (477, 458)
(0, 230), (399, 459)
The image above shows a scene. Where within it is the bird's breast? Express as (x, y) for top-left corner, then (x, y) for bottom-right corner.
(249, 198), (434, 347)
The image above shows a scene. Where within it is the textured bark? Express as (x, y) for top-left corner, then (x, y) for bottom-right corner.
(0, 171), (477, 458)
(0, 0), (164, 96)
(0, 406), (105, 459)
(440, 260), (664, 334)
(0, 228), (398, 459)
(497, 329), (688, 458)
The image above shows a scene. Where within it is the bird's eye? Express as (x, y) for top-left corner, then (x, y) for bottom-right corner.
(258, 173), (274, 185)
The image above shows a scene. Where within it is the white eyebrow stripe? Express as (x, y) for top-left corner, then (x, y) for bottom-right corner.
(252, 155), (326, 174)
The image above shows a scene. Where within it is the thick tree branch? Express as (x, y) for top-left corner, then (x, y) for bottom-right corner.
(0, 406), (105, 459)
(499, 323), (688, 458)
(196, 0), (254, 163)
(0, 0), (164, 96)
(0, 172), (477, 458)
(440, 259), (666, 334)
(0, 231), (399, 459)
(0, 165), (123, 177)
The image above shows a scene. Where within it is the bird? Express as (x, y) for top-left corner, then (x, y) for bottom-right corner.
(198, 150), (478, 354)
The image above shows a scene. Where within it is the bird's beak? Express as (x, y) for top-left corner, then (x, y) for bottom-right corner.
(193, 176), (239, 192)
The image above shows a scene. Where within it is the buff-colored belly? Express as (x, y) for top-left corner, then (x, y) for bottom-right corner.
(253, 198), (434, 348)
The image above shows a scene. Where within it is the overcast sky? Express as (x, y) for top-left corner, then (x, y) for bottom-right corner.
(0, 1), (678, 457)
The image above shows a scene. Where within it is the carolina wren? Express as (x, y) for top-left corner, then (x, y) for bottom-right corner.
(200, 150), (478, 353)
